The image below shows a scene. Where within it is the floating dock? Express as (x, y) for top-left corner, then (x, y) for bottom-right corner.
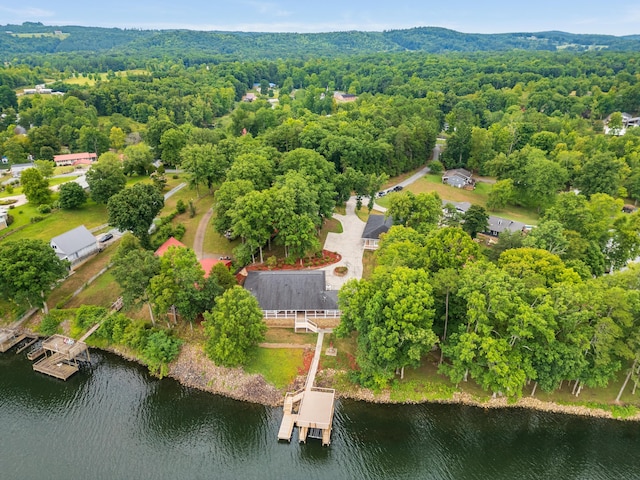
(32, 334), (90, 381)
(278, 330), (335, 446)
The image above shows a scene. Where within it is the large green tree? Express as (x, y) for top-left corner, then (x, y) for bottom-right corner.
(337, 267), (438, 387)
(107, 183), (164, 247)
(86, 156), (126, 204)
(0, 239), (69, 313)
(20, 167), (51, 205)
(58, 181), (87, 210)
(203, 286), (266, 367)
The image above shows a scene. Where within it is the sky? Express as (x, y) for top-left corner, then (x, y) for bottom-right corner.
(1, 1), (639, 36)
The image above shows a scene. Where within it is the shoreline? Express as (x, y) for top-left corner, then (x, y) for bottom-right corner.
(112, 343), (640, 422)
(14, 327), (640, 421)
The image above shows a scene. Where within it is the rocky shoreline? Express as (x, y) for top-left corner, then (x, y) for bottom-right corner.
(164, 350), (640, 422)
(17, 324), (640, 421)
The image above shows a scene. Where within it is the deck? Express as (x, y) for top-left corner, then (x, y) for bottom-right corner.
(33, 352), (79, 380)
(32, 334), (90, 380)
(278, 330), (336, 446)
(0, 329), (27, 353)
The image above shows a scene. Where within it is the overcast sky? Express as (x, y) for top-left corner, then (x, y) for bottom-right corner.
(1, 1), (639, 36)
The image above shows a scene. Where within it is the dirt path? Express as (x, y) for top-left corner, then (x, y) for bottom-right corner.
(193, 207), (214, 260)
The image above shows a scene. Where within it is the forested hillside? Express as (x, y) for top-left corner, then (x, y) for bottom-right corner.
(1, 22), (640, 64)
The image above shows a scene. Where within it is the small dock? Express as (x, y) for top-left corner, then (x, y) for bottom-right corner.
(32, 334), (90, 381)
(0, 329), (37, 353)
(278, 330), (336, 446)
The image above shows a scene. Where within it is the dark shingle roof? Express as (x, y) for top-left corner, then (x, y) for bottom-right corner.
(244, 271), (338, 311)
(487, 216), (526, 234)
(362, 214), (393, 240)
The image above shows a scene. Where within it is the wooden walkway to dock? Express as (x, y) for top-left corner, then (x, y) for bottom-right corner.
(278, 328), (336, 446)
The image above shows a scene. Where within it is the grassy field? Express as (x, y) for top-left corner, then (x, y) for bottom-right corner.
(12, 32), (69, 39)
(377, 174), (540, 225)
(48, 242), (118, 309)
(2, 201), (108, 243)
(0, 175), (78, 199)
(244, 348), (305, 389)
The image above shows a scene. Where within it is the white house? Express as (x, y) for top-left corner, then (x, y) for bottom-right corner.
(50, 225), (98, 265)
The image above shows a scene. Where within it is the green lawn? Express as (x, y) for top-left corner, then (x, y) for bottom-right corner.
(377, 174), (539, 225)
(244, 348), (305, 389)
(2, 201), (108, 243)
(0, 175), (78, 199)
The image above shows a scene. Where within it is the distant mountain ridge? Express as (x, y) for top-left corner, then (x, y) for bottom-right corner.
(1, 22), (639, 60)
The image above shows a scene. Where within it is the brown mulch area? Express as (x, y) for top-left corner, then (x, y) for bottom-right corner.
(246, 250), (341, 271)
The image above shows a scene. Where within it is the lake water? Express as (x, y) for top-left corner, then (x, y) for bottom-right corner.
(1, 351), (639, 480)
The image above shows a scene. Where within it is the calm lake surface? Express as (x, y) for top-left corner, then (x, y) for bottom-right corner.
(1, 350), (639, 480)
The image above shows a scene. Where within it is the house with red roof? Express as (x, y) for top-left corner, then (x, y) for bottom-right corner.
(154, 237), (232, 275)
(54, 152), (97, 167)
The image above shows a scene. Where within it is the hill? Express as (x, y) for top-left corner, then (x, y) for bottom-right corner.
(1, 23), (639, 61)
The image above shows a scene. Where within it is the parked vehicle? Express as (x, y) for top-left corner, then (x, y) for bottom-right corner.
(393, 185), (404, 192)
(98, 233), (113, 243)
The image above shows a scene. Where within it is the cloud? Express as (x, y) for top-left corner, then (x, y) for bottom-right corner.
(0, 6), (55, 18)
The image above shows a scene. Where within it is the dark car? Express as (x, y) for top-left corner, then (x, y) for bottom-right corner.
(99, 233), (113, 243)
(393, 185), (404, 192)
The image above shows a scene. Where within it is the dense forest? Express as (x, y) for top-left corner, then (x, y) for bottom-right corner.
(2, 22), (640, 65)
(2, 40), (640, 401)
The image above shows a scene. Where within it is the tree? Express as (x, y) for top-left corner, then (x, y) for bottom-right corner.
(78, 125), (110, 155)
(487, 179), (515, 211)
(86, 156), (126, 204)
(122, 143), (153, 176)
(213, 179), (255, 234)
(423, 227), (480, 273)
(462, 204), (489, 238)
(210, 262), (237, 291)
(386, 191), (442, 234)
(33, 159), (54, 178)
(203, 286), (266, 367)
(522, 220), (569, 256)
(575, 152), (628, 198)
(107, 183), (164, 247)
(337, 267), (438, 387)
(0, 239), (68, 313)
(20, 167), (51, 205)
(58, 181), (87, 209)
(109, 126), (126, 151)
(606, 112), (624, 135)
(180, 143), (228, 196)
(228, 189), (273, 264)
(148, 246), (219, 327)
(111, 243), (161, 322)
(159, 128), (186, 167)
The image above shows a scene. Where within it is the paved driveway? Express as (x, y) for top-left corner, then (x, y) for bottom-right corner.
(321, 196), (366, 289)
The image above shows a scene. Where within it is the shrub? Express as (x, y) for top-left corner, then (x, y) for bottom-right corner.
(176, 199), (186, 214)
(265, 256), (277, 269)
(5, 214), (13, 226)
(429, 160), (444, 175)
(39, 313), (64, 335)
(188, 200), (196, 218)
(5, 185), (13, 194)
(30, 215), (44, 223)
(74, 305), (109, 332)
(38, 204), (51, 214)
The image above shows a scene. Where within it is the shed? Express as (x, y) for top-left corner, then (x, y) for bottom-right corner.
(50, 225), (98, 264)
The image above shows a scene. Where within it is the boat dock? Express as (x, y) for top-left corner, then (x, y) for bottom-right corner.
(278, 329), (336, 446)
(32, 334), (90, 381)
(0, 329), (38, 353)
